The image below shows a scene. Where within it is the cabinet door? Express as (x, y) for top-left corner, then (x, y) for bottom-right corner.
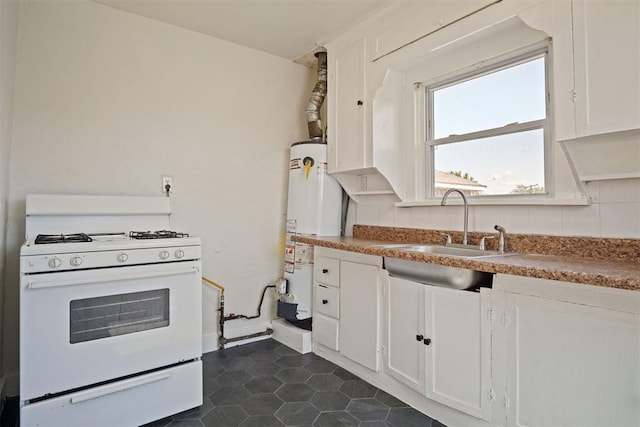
(386, 276), (424, 392)
(424, 286), (487, 419)
(573, 0), (640, 136)
(329, 38), (368, 173)
(339, 260), (379, 371)
(504, 293), (640, 426)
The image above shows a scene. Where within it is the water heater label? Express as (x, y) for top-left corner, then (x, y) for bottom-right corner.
(284, 261), (294, 274)
(290, 158), (301, 170)
(294, 242), (314, 267)
(285, 219), (297, 273)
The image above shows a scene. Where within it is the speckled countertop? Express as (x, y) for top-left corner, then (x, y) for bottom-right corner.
(292, 225), (640, 291)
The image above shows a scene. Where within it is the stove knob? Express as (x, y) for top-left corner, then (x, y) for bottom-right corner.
(174, 249), (185, 259)
(48, 257), (62, 269)
(159, 250), (170, 260)
(70, 256), (83, 267)
(117, 253), (128, 263)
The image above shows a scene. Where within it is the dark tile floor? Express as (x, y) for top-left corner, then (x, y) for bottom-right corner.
(146, 339), (444, 427)
(0, 396), (18, 427)
(0, 339), (446, 427)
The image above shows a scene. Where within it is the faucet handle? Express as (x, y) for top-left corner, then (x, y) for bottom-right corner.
(479, 235), (494, 251)
(439, 233), (452, 246)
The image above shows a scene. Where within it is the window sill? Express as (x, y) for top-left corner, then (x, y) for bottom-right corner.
(396, 196), (591, 207)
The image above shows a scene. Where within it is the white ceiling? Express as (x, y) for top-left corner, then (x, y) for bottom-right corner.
(94, 0), (390, 65)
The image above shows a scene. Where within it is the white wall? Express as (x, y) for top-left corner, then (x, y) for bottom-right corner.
(2, 0), (314, 381)
(349, 178), (640, 238)
(0, 0), (19, 387)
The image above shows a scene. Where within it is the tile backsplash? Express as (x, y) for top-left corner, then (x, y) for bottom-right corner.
(347, 178), (640, 239)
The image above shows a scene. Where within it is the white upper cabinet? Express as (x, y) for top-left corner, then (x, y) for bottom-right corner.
(327, 36), (402, 200)
(571, 0), (640, 138)
(555, 0), (640, 181)
(328, 38), (369, 173)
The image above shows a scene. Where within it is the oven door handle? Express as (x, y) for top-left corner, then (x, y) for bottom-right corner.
(27, 265), (200, 290)
(70, 371), (172, 404)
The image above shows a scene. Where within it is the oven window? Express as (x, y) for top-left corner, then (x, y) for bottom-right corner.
(70, 289), (170, 344)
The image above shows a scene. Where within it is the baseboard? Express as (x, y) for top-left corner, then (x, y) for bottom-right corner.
(202, 331), (221, 354)
(203, 320), (274, 354)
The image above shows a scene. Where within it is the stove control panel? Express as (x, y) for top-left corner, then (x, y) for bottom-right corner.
(21, 245), (201, 274)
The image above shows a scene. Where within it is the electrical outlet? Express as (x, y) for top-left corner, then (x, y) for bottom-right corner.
(162, 175), (173, 194)
(358, 175), (367, 191)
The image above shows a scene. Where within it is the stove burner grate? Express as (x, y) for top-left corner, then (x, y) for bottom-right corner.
(35, 233), (93, 244)
(129, 230), (189, 240)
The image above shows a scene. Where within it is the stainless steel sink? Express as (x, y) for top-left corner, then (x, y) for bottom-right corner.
(387, 244), (500, 258)
(381, 244), (499, 290)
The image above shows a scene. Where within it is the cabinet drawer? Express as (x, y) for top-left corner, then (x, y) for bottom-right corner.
(313, 314), (339, 351)
(314, 257), (340, 287)
(315, 283), (339, 318)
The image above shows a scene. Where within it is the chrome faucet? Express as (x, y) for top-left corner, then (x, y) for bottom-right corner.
(440, 189), (468, 245)
(494, 224), (506, 253)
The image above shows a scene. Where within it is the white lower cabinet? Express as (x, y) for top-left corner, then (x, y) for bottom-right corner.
(492, 275), (640, 427)
(386, 276), (423, 392)
(340, 260), (380, 371)
(313, 255), (341, 351)
(386, 276), (491, 420)
(313, 251), (640, 427)
(312, 247), (381, 372)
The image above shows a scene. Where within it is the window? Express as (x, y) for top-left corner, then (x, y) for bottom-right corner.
(426, 50), (548, 198)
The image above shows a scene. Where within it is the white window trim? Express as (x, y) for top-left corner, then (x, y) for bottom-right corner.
(424, 47), (550, 200)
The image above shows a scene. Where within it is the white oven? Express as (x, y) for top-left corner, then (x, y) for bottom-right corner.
(19, 195), (203, 427)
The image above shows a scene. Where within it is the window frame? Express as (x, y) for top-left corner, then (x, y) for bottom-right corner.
(423, 46), (551, 200)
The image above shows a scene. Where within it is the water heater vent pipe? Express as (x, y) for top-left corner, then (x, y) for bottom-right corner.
(306, 47), (328, 141)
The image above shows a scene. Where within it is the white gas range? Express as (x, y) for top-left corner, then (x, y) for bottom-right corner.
(19, 195), (203, 427)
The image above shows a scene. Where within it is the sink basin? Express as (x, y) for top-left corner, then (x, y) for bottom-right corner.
(381, 244), (499, 290)
(384, 256), (493, 290)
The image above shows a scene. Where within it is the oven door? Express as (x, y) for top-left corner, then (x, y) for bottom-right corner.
(20, 261), (202, 401)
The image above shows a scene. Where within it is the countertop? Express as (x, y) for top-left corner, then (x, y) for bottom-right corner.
(292, 231), (640, 291)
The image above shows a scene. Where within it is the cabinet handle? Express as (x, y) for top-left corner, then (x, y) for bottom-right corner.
(322, 269), (329, 274)
(322, 299), (328, 304)
(423, 338), (432, 346)
(416, 335), (423, 341)
(356, 100), (363, 106)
